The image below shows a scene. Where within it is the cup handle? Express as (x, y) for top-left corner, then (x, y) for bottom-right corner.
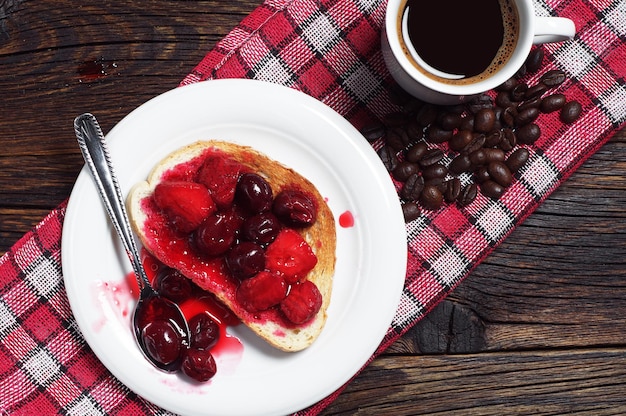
(533, 17), (576, 44)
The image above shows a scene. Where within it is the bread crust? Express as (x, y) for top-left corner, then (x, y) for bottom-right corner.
(127, 140), (336, 351)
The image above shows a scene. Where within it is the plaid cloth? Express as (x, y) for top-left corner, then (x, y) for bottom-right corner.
(2, 0), (625, 414)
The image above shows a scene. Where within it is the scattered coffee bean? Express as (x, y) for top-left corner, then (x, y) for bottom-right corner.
(458, 184), (478, 206)
(481, 180), (505, 199)
(506, 148), (530, 173)
(360, 122), (386, 142)
(488, 161), (513, 187)
(419, 148), (444, 167)
(444, 178), (461, 202)
(402, 202), (421, 222)
(406, 142), (428, 163)
(401, 173), (424, 201)
(420, 185), (444, 210)
(560, 100), (582, 123)
(515, 107), (540, 125)
(525, 47), (544, 73)
(426, 125), (453, 143)
(540, 69), (566, 87)
(449, 130), (473, 151)
(516, 123), (541, 144)
(422, 163), (448, 180)
(449, 153), (472, 174)
(524, 83), (548, 99)
(540, 93), (566, 113)
(378, 145), (398, 172)
(393, 161), (419, 182)
(474, 108), (496, 133)
(368, 46), (581, 219)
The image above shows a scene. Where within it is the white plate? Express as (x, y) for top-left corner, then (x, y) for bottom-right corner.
(62, 79), (407, 416)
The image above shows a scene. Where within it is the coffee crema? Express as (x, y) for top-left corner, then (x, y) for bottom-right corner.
(399, 0), (519, 85)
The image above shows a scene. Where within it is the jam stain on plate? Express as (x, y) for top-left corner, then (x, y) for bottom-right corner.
(339, 210), (354, 228)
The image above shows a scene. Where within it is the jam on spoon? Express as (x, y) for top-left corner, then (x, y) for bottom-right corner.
(74, 113), (190, 372)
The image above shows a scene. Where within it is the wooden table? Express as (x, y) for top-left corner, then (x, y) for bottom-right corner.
(2, 1), (625, 414)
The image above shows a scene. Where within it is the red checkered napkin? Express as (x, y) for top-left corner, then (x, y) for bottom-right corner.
(2, 0), (625, 414)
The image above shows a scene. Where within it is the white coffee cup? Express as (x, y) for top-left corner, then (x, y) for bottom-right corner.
(382, 0), (575, 105)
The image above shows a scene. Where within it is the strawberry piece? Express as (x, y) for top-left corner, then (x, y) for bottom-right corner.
(236, 271), (288, 312)
(196, 155), (243, 209)
(265, 229), (317, 284)
(153, 181), (216, 233)
(280, 280), (322, 325)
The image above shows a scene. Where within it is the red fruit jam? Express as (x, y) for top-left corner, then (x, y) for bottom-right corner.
(138, 146), (325, 330)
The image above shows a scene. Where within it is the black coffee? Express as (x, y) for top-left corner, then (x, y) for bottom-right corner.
(402, 0), (518, 83)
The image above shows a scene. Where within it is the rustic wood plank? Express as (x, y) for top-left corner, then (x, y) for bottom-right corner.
(322, 350), (626, 415)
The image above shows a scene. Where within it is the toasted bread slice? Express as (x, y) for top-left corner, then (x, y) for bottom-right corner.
(127, 140), (336, 351)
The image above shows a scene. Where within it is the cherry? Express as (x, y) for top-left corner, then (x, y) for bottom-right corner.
(154, 267), (192, 302)
(241, 212), (281, 246)
(194, 212), (237, 256)
(272, 190), (317, 227)
(141, 320), (184, 367)
(188, 313), (220, 350)
(181, 347), (217, 382)
(235, 173), (273, 213)
(225, 242), (266, 280)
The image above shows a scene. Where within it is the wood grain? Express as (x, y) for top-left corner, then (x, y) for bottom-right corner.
(1, 1), (625, 414)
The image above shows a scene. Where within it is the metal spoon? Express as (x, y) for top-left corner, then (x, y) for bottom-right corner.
(74, 113), (189, 372)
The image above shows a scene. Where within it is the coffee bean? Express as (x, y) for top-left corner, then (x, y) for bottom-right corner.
(501, 106), (517, 127)
(517, 96), (542, 111)
(449, 130), (473, 151)
(458, 183), (478, 206)
(422, 163), (448, 180)
(444, 178), (461, 202)
(468, 94), (494, 113)
(525, 47), (544, 73)
(464, 134), (486, 154)
(426, 125), (453, 143)
(484, 130), (503, 147)
(405, 120), (424, 142)
(499, 128), (517, 151)
(386, 127), (410, 151)
(419, 148), (444, 167)
(481, 180), (505, 199)
(378, 145), (398, 171)
(474, 108), (496, 133)
(402, 202), (421, 222)
(496, 91), (516, 108)
(506, 148), (530, 173)
(488, 161), (513, 187)
(540, 69), (566, 87)
(425, 177), (447, 193)
(459, 114), (475, 131)
(469, 149), (488, 166)
(516, 123), (541, 144)
(361, 122), (385, 142)
(474, 167), (491, 183)
(540, 93), (566, 113)
(393, 161), (419, 182)
(420, 185), (444, 210)
(483, 148), (506, 162)
(401, 173), (424, 201)
(496, 77), (518, 92)
(437, 112), (463, 130)
(511, 83), (528, 101)
(515, 107), (539, 125)
(406, 142), (428, 163)
(449, 153), (472, 174)
(524, 83), (548, 99)
(560, 100), (582, 123)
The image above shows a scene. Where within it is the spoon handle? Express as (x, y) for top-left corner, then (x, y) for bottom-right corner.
(74, 113), (152, 291)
